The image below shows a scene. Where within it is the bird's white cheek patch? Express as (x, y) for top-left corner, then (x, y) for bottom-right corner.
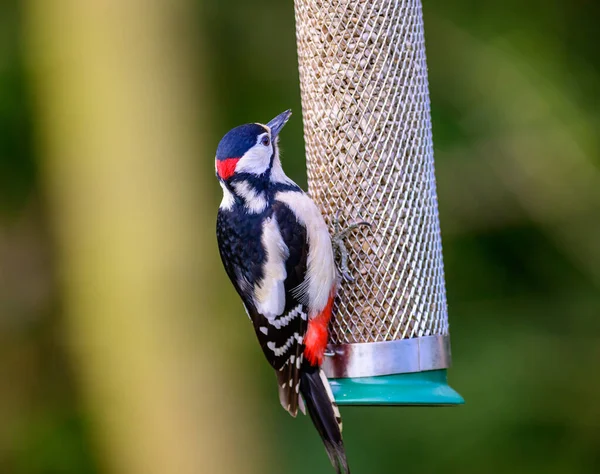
(235, 143), (271, 176)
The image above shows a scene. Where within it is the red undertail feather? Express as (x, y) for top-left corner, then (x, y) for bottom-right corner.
(304, 290), (336, 366)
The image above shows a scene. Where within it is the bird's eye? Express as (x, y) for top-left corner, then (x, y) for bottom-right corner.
(261, 135), (271, 147)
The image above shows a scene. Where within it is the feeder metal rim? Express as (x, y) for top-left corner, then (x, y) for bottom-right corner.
(322, 334), (451, 379)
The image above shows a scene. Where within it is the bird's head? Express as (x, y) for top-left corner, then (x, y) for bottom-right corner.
(215, 109), (292, 184)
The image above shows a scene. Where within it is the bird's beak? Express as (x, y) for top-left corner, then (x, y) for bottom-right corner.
(266, 109), (292, 138)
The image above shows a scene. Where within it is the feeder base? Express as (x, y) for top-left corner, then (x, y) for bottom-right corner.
(328, 369), (464, 406)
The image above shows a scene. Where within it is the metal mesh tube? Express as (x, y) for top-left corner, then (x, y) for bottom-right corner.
(294, 0), (449, 346)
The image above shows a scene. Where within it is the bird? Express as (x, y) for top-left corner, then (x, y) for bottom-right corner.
(215, 110), (350, 474)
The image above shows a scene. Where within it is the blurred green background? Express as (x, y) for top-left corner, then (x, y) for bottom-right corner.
(1, 0), (599, 473)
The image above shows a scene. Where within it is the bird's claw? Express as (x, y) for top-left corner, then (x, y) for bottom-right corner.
(331, 212), (371, 283)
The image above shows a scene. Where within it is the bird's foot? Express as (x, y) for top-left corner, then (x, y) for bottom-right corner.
(331, 211), (371, 283)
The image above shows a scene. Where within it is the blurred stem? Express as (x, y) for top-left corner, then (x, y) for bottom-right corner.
(24, 1), (263, 473)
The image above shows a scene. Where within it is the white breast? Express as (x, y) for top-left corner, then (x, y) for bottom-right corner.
(275, 191), (337, 317)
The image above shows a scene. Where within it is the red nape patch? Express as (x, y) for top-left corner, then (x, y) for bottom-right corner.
(216, 157), (240, 180)
(304, 292), (336, 366)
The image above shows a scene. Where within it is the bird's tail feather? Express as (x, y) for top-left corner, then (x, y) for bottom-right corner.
(300, 367), (350, 474)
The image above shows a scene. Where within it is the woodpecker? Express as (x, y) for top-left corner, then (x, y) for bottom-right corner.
(215, 110), (349, 474)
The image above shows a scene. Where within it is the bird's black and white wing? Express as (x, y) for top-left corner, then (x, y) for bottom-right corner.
(217, 200), (309, 416)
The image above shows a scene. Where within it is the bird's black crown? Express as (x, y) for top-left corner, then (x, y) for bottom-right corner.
(216, 123), (268, 161)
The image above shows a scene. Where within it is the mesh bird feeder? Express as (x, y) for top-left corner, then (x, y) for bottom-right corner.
(294, 0), (463, 405)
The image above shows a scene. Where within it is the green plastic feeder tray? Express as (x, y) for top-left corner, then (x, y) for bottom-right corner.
(329, 370), (464, 406)
(323, 336), (463, 406)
